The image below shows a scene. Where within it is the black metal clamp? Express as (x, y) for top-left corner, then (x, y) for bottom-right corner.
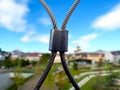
(34, 0), (80, 90)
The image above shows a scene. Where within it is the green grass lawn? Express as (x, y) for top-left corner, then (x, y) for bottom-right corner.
(81, 77), (100, 90)
(81, 72), (120, 90)
(6, 63), (120, 90)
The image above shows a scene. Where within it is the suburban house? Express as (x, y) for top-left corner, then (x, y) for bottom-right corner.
(23, 52), (42, 61)
(111, 51), (120, 64)
(0, 49), (10, 61)
(81, 52), (105, 62)
(95, 50), (114, 63)
(67, 47), (106, 66)
(68, 52), (105, 63)
(10, 49), (42, 61)
(11, 49), (24, 60)
(0, 51), (5, 61)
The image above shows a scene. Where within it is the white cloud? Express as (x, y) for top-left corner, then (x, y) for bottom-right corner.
(72, 33), (98, 49)
(21, 34), (31, 42)
(92, 4), (120, 30)
(68, 34), (72, 39)
(68, 46), (76, 53)
(34, 35), (49, 43)
(21, 31), (49, 43)
(20, 30), (35, 42)
(0, 0), (29, 32)
(39, 17), (52, 26)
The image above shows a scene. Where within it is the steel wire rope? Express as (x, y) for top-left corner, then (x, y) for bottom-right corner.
(61, 0), (80, 30)
(40, 0), (58, 30)
(60, 52), (80, 90)
(35, 0), (80, 90)
(34, 51), (57, 90)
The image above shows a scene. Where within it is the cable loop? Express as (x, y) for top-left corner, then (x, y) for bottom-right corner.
(35, 0), (80, 90)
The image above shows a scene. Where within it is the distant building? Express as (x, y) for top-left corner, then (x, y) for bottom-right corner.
(0, 49), (10, 61)
(11, 49), (23, 60)
(68, 52), (105, 63)
(96, 50), (114, 63)
(81, 52), (105, 62)
(23, 52), (42, 61)
(67, 54), (76, 60)
(112, 51), (120, 64)
(0, 53), (5, 61)
(74, 46), (82, 54)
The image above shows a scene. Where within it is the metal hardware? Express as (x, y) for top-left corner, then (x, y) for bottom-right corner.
(34, 0), (80, 90)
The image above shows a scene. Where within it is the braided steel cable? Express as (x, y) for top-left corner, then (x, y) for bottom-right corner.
(60, 52), (80, 90)
(35, 0), (80, 90)
(34, 51), (57, 90)
(61, 0), (80, 30)
(40, 0), (58, 30)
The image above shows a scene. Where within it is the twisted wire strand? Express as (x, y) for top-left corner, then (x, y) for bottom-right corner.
(34, 51), (57, 90)
(61, 0), (80, 30)
(60, 52), (80, 90)
(40, 0), (58, 30)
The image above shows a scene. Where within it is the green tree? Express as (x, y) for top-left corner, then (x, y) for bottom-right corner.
(19, 59), (30, 67)
(0, 61), (3, 68)
(97, 58), (104, 67)
(30, 61), (37, 66)
(3, 56), (12, 68)
(12, 58), (30, 67)
(25, 60), (30, 66)
(73, 62), (78, 70)
(39, 53), (50, 66)
(12, 59), (18, 67)
(14, 66), (25, 90)
(107, 64), (113, 73)
(33, 53), (50, 77)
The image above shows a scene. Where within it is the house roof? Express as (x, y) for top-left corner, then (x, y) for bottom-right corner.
(23, 52), (41, 57)
(111, 51), (120, 55)
(75, 52), (104, 55)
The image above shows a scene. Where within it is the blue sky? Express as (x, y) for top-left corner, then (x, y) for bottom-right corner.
(0, 0), (120, 53)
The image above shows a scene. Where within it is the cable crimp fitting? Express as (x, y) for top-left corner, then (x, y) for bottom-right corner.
(49, 29), (68, 52)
